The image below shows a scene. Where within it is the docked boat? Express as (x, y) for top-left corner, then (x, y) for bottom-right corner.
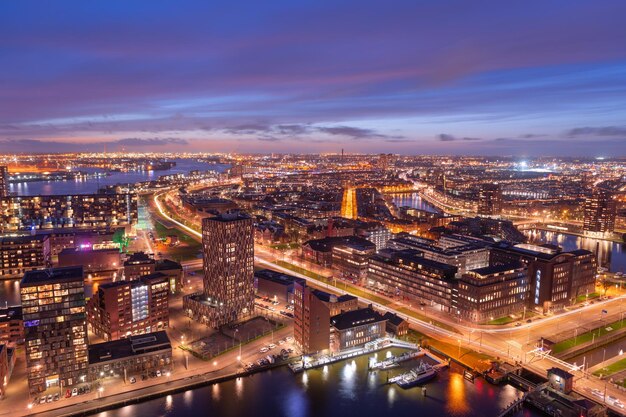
(395, 362), (437, 388)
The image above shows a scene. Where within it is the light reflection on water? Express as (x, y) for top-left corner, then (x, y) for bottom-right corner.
(525, 229), (626, 272)
(91, 348), (542, 417)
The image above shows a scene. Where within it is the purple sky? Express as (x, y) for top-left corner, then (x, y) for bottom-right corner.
(1, 0), (626, 156)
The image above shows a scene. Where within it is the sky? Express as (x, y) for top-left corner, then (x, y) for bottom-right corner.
(1, 0), (626, 156)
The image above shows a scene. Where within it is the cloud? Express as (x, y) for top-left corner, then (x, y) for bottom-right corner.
(115, 137), (188, 146)
(566, 126), (626, 137)
(437, 134), (483, 142)
(317, 126), (403, 140)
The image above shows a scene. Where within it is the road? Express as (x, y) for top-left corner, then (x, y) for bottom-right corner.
(151, 188), (626, 413)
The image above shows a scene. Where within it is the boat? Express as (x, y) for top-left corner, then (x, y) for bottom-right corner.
(395, 361), (437, 388)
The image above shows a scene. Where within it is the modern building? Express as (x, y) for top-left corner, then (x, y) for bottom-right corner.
(42, 228), (120, 257)
(183, 212), (254, 327)
(124, 252), (156, 281)
(330, 306), (386, 351)
(0, 193), (138, 232)
(491, 243), (597, 312)
(388, 233), (490, 276)
(58, 247), (121, 279)
(367, 249), (458, 312)
(583, 188), (616, 235)
(302, 235), (375, 267)
(293, 280), (359, 355)
(0, 166), (8, 198)
(457, 262), (529, 322)
(0, 305), (23, 345)
(331, 240), (377, 283)
(478, 183), (503, 216)
(360, 223), (392, 251)
(0, 234), (51, 279)
(123, 252), (183, 292)
(20, 266), (88, 394)
(254, 269), (305, 304)
(87, 331), (172, 382)
(87, 273), (169, 341)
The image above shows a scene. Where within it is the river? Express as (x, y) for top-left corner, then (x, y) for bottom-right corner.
(8, 159), (230, 196)
(524, 229), (626, 273)
(390, 192), (441, 214)
(90, 348), (540, 417)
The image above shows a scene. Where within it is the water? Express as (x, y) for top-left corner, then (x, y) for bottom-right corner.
(390, 192), (441, 214)
(91, 348), (540, 417)
(524, 229), (626, 272)
(9, 159), (230, 196)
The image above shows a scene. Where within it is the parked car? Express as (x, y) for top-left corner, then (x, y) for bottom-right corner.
(39, 397), (46, 404)
(156, 370), (162, 377)
(269, 343), (276, 349)
(46, 395), (53, 403)
(65, 389), (72, 398)
(260, 347), (269, 353)
(71, 388), (78, 397)
(53, 393), (60, 402)
(130, 377), (137, 384)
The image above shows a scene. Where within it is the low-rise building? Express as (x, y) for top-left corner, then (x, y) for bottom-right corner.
(87, 273), (169, 341)
(87, 331), (172, 382)
(457, 262), (529, 322)
(382, 312), (409, 336)
(0, 344), (7, 399)
(0, 305), (23, 345)
(58, 247), (121, 279)
(330, 306), (386, 351)
(123, 252), (182, 292)
(0, 235), (51, 279)
(254, 269), (305, 304)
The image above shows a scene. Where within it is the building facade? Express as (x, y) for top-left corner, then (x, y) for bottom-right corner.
(0, 306), (23, 345)
(0, 193), (138, 232)
(457, 263), (529, 322)
(478, 183), (503, 216)
(58, 247), (121, 279)
(0, 166), (8, 198)
(0, 235), (51, 279)
(184, 212), (254, 327)
(491, 243), (597, 312)
(87, 331), (172, 382)
(87, 273), (169, 341)
(331, 242), (376, 284)
(583, 188), (616, 235)
(20, 266), (88, 394)
(367, 249), (458, 312)
(330, 307), (386, 351)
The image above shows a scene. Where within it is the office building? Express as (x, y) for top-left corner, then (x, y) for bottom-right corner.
(331, 240), (376, 283)
(302, 235), (375, 267)
(183, 212), (254, 327)
(491, 243), (596, 312)
(330, 306), (386, 351)
(20, 266), (88, 394)
(367, 249), (458, 312)
(0, 305), (23, 345)
(0, 235), (51, 279)
(87, 273), (169, 341)
(388, 233), (490, 276)
(478, 183), (503, 216)
(457, 262), (529, 322)
(583, 188), (616, 235)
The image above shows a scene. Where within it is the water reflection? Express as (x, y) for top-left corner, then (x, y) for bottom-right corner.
(525, 229), (626, 272)
(446, 372), (469, 414)
(390, 193), (441, 214)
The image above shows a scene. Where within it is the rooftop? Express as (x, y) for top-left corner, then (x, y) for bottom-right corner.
(304, 236), (376, 252)
(470, 262), (524, 276)
(331, 307), (386, 331)
(0, 305), (22, 322)
(88, 331), (171, 365)
(254, 269), (306, 286)
(22, 266), (83, 286)
(204, 212), (251, 223)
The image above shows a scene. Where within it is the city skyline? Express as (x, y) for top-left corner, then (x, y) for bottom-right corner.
(2, 1), (626, 156)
